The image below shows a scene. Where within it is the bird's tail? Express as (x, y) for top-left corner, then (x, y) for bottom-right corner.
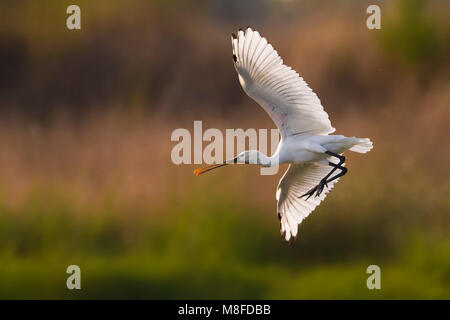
(349, 138), (373, 154)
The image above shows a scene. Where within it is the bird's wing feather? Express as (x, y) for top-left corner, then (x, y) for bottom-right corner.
(232, 28), (335, 138)
(276, 162), (341, 241)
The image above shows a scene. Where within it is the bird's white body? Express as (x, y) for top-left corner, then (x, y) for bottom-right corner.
(276, 134), (370, 164)
(195, 28), (373, 241)
(238, 134), (370, 167)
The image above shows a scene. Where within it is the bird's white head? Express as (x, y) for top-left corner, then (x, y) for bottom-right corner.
(194, 150), (271, 176)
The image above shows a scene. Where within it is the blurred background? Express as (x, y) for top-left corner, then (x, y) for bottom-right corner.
(0, 0), (449, 299)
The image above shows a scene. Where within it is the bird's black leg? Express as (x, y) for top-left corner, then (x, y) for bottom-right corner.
(325, 151), (345, 165)
(300, 151), (346, 200)
(315, 153), (345, 196)
(323, 164), (347, 185)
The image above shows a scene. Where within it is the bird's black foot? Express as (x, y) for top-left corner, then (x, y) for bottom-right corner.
(299, 177), (328, 200)
(300, 151), (347, 201)
(316, 178), (328, 197)
(300, 185), (318, 200)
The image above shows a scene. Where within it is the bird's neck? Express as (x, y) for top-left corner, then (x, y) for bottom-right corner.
(255, 151), (280, 167)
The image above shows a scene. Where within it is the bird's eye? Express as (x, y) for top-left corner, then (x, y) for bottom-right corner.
(232, 54), (237, 62)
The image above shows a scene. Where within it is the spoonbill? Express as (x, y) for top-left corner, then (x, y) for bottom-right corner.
(194, 28), (373, 242)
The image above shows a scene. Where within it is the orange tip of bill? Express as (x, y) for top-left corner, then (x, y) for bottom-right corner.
(193, 167), (203, 176)
(193, 163), (227, 176)
(193, 165), (211, 176)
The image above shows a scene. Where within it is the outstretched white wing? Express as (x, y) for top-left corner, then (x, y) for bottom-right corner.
(231, 28), (335, 137)
(276, 163), (341, 242)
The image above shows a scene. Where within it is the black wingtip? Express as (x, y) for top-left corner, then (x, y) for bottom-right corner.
(281, 230), (286, 242)
(287, 234), (297, 245)
(231, 32), (237, 39)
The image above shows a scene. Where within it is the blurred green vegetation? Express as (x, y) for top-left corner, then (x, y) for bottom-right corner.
(0, 175), (449, 299)
(378, 0), (449, 69)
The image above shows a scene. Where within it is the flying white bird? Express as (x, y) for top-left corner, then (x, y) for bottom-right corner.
(194, 28), (373, 242)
